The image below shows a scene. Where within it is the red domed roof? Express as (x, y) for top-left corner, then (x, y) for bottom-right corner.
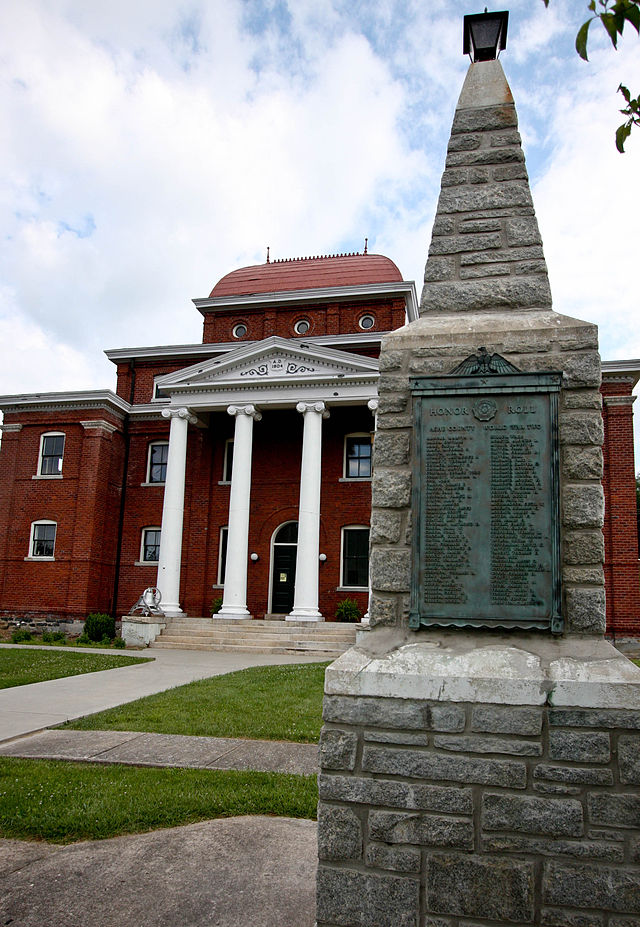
(209, 253), (403, 299)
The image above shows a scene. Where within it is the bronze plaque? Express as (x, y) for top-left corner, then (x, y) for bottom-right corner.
(410, 371), (561, 632)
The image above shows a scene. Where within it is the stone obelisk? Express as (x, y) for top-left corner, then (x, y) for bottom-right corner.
(316, 51), (640, 927)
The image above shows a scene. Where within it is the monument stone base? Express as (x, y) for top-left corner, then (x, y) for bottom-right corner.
(317, 633), (640, 926)
(121, 614), (166, 646)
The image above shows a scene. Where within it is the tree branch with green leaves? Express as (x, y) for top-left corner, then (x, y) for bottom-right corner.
(542, 0), (640, 150)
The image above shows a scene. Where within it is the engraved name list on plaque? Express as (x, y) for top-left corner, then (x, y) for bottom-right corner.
(410, 350), (562, 633)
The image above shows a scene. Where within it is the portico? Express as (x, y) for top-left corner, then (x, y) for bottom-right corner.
(152, 337), (381, 620)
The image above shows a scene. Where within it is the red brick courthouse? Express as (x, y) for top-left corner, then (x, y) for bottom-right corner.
(0, 252), (638, 636)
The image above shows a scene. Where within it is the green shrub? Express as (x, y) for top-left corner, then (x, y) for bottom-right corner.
(84, 613), (116, 642)
(335, 598), (362, 623)
(10, 628), (33, 643)
(42, 630), (66, 644)
(76, 632), (90, 645)
(210, 596), (223, 615)
(113, 636), (126, 649)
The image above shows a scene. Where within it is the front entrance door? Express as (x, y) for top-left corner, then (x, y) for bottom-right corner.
(270, 522), (298, 614)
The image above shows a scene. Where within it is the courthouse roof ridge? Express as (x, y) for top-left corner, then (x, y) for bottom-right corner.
(209, 252), (403, 299)
(271, 251), (363, 263)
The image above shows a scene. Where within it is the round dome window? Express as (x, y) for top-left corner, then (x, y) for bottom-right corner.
(233, 323), (248, 339)
(294, 319), (310, 335)
(359, 314), (375, 331)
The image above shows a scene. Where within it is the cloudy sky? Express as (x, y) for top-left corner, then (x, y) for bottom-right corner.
(1, 0), (638, 444)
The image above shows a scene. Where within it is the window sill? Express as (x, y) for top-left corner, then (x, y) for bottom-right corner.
(140, 482), (165, 487)
(134, 560), (158, 567)
(32, 474), (63, 480)
(218, 481), (231, 486)
(211, 584), (224, 589)
(336, 586), (368, 593)
(24, 556), (55, 562)
(338, 477), (371, 483)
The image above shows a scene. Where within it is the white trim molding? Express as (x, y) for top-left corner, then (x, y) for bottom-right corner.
(37, 431), (65, 477)
(603, 395), (636, 407)
(80, 419), (118, 433)
(193, 280), (419, 323)
(0, 390), (129, 418)
(26, 519), (57, 560)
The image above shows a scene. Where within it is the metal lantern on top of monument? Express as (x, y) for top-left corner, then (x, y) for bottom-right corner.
(463, 9), (508, 61)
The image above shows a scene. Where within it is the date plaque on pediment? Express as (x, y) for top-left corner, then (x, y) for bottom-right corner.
(239, 355), (317, 378)
(409, 367), (563, 634)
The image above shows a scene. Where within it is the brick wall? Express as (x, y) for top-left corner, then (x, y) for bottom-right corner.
(114, 406), (373, 620)
(0, 409), (125, 621)
(601, 377), (640, 638)
(201, 298), (407, 344)
(1, 358), (638, 633)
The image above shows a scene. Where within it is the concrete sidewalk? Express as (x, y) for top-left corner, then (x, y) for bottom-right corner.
(0, 727), (318, 775)
(0, 817), (318, 927)
(0, 645), (326, 926)
(0, 644), (328, 742)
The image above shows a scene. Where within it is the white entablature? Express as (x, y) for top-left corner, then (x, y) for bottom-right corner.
(154, 335), (380, 409)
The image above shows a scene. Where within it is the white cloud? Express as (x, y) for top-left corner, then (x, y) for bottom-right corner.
(532, 40), (640, 361)
(0, 0), (638, 466)
(1, 0), (433, 385)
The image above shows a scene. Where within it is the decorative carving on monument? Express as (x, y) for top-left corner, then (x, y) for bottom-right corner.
(130, 587), (164, 616)
(452, 346), (521, 376)
(472, 398), (497, 421)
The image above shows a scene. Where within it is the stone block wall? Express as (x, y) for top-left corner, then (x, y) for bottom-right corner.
(368, 308), (607, 637)
(317, 693), (640, 926)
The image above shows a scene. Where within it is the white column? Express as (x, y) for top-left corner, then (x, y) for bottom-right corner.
(218, 404), (261, 619)
(363, 398), (379, 626)
(156, 407), (197, 617)
(287, 401), (329, 622)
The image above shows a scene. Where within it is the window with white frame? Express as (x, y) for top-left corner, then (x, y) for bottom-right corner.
(38, 432), (65, 476)
(29, 520), (57, 559)
(141, 527), (161, 563)
(217, 526), (229, 585)
(344, 434), (372, 479)
(222, 439), (234, 483)
(341, 526), (369, 589)
(147, 441), (169, 483)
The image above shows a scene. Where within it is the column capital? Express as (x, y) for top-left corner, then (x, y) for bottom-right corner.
(367, 399), (379, 413)
(162, 407), (198, 424)
(227, 404), (262, 421)
(0, 423), (23, 433)
(296, 401), (330, 419)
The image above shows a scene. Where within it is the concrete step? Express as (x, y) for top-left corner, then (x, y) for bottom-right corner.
(161, 625), (357, 639)
(151, 616), (357, 655)
(165, 618), (359, 635)
(150, 640), (346, 656)
(158, 634), (352, 650)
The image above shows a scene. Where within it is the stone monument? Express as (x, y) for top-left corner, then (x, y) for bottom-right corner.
(316, 14), (640, 927)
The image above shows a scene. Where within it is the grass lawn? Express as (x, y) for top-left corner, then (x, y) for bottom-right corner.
(66, 661), (329, 743)
(0, 648), (150, 689)
(0, 758), (317, 843)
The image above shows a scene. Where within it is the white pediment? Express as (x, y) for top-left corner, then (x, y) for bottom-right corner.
(156, 336), (379, 393)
